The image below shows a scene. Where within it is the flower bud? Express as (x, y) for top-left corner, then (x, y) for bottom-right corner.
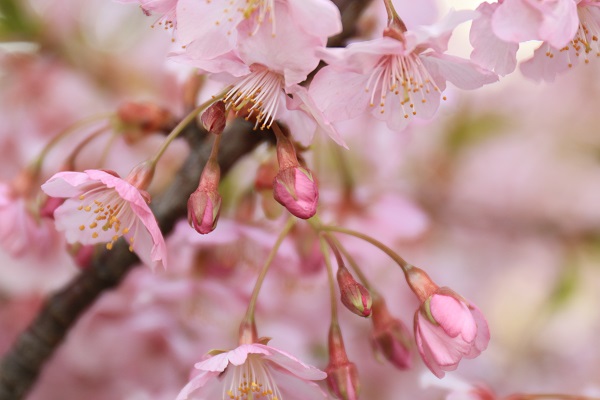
(415, 287), (490, 378)
(201, 101), (227, 135)
(273, 166), (318, 219)
(325, 324), (360, 400)
(370, 296), (412, 369)
(126, 161), (155, 191)
(117, 102), (173, 143)
(188, 160), (221, 234)
(337, 266), (372, 317)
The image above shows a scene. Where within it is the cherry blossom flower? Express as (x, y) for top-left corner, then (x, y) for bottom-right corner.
(309, 10), (498, 132)
(469, 2), (519, 76)
(521, 0), (600, 81)
(175, 343), (327, 400)
(175, 0), (341, 63)
(471, 0), (600, 81)
(174, 2), (346, 146)
(0, 182), (60, 259)
(414, 288), (490, 378)
(41, 169), (167, 270)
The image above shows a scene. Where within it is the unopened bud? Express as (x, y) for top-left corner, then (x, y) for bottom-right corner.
(404, 265), (438, 303)
(370, 296), (412, 370)
(188, 188), (221, 234)
(188, 160), (221, 234)
(326, 324), (360, 400)
(126, 161), (155, 191)
(117, 102), (174, 143)
(273, 166), (318, 219)
(337, 266), (372, 317)
(201, 101), (227, 135)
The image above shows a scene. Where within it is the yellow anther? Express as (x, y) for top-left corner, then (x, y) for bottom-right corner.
(92, 232), (99, 238)
(84, 206), (92, 212)
(106, 242), (113, 250)
(79, 195), (85, 200)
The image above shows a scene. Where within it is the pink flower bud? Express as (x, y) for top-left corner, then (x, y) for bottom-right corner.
(337, 266), (372, 317)
(187, 188), (221, 234)
(370, 296), (412, 370)
(117, 102), (173, 144)
(201, 101), (227, 135)
(414, 287), (490, 378)
(126, 161), (155, 191)
(325, 324), (360, 400)
(273, 166), (318, 219)
(188, 160), (221, 234)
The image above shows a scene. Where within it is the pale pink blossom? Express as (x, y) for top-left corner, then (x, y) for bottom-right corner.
(175, 0), (341, 63)
(176, 343), (327, 400)
(414, 289), (490, 378)
(0, 183), (59, 259)
(310, 10), (498, 132)
(520, 0), (600, 81)
(172, 2), (346, 146)
(469, 2), (519, 75)
(491, 0), (579, 49)
(41, 169), (167, 270)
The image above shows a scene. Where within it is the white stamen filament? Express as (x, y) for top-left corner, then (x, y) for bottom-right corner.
(223, 355), (282, 400)
(365, 53), (440, 119)
(225, 67), (284, 130)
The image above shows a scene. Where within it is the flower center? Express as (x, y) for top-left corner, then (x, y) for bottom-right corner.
(550, 5), (600, 66)
(225, 66), (284, 130)
(365, 53), (443, 119)
(224, 355), (282, 400)
(76, 188), (136, 251)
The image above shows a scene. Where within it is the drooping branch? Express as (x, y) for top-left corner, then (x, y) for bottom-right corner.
(0, 1), (371, 398)
(0, 120), (271, 400)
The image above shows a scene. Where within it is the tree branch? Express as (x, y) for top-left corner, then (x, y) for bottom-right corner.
(0, 121), (271, 400)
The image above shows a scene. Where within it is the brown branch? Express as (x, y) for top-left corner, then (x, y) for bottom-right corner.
(0, 1), (371, 398)
(0, 121), (272, 400)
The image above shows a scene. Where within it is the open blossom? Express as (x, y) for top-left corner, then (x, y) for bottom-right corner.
(0, 183), (59, 259)
(176, 0), (341, 63)
(176, 343), (327, 400)
(41, 169), (167, 270)
(414, 288), (490, 378)
(310, 10), (498, 132)
(471, 0), (600, 81)
(173, 2), (346, 147)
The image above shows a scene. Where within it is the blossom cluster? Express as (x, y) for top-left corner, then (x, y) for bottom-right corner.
(1, 0), (599, 399)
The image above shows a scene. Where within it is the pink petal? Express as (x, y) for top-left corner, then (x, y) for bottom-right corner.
(41, 171), (95, 198)
(492, 0), (545, 43)
(430, 295), (477, 342)
(470, 2), (519, 76)
(520, 43), (574, 82)
(466, 305), (491, 358)
(257, 344), (327, 381)
(410, 9), (477, 53)
(286, 0), (342, 39)
(175, 370), (220, 400)
(420, 53), (498, 90)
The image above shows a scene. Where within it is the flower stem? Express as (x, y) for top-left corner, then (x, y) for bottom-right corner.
(149, 88), (229, 167)
(382, 0), (407, 32)
(317, 225), (412, 273)
(325, 233), (376, 293)
(242, 218), (296, 330)
(319, 233), (339, 323)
